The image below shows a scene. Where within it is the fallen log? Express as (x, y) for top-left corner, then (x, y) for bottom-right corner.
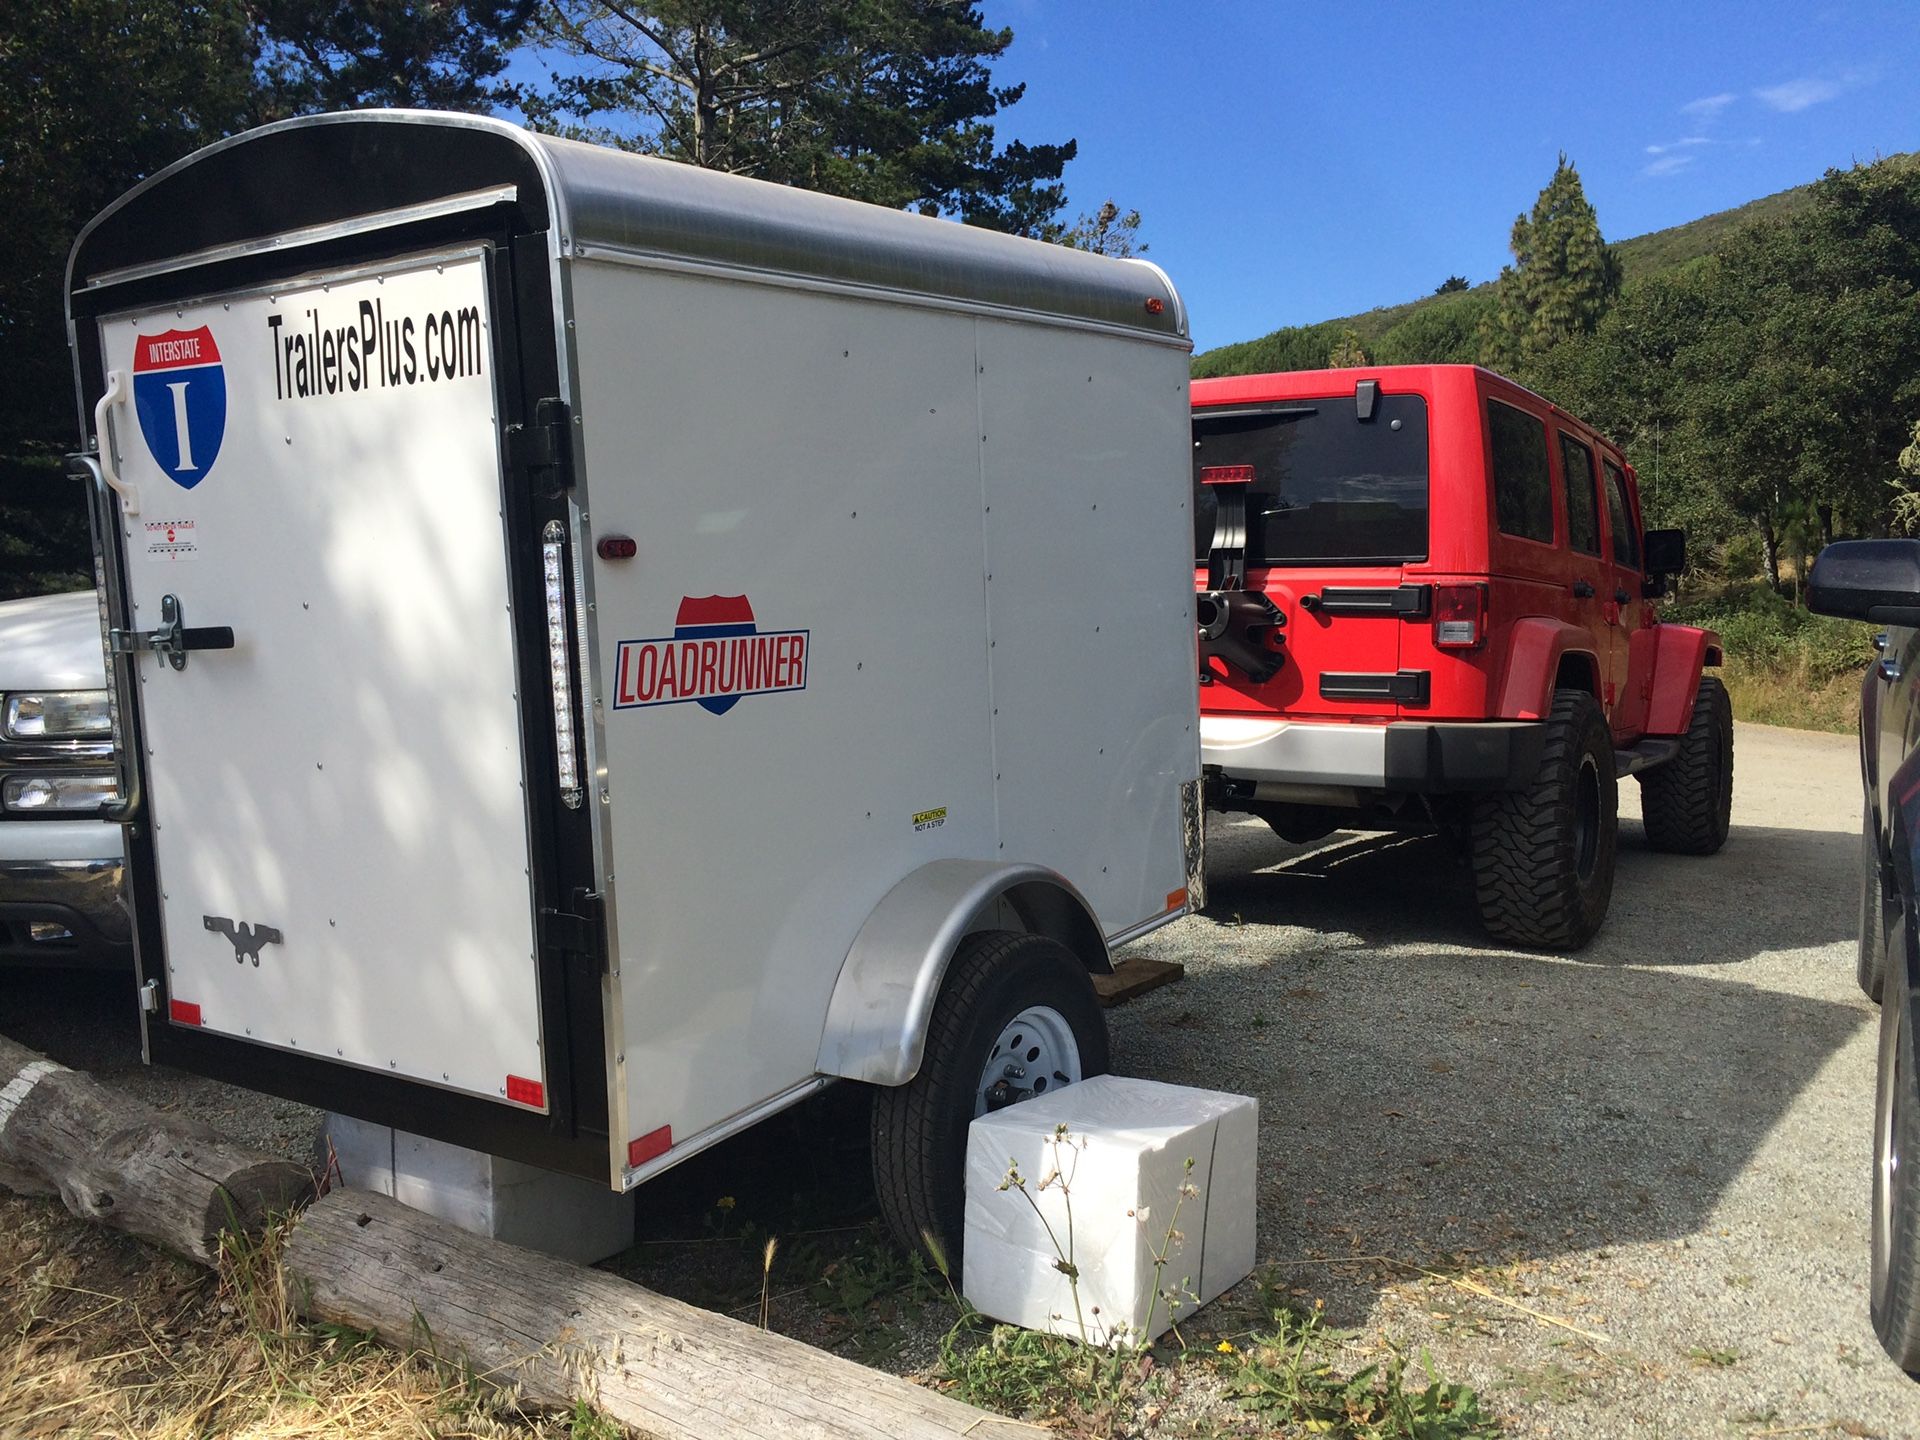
(285, 1188), (1033, 1440)
(0, 1033), (312, 1264)
(0, 1033), (1032, 1439)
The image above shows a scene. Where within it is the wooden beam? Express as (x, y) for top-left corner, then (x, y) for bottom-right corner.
(285, 1188), (1034, 1440)
(0, 1033), (311, 1265)
(0, 1032), (1036, 1439)
(1093, 956), (1185, 1008)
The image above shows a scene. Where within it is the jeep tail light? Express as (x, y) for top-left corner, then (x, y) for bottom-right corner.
(1432, 583), (1488, 649)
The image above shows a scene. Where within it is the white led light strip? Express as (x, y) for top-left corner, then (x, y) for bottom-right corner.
(541, 521), (583, 809)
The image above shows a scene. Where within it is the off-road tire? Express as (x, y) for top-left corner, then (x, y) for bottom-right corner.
(1639, 675), (1733, 855)
(1470, 689), (1618, 951)
(1862, 801), (1891, 1003)
(1872, 966), (1920, 1371)
(870, 930), (1108, 1271)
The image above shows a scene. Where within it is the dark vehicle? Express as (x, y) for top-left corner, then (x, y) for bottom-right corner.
(1193, 365), (1732, 950)
(1811, 537), (1920, 1372)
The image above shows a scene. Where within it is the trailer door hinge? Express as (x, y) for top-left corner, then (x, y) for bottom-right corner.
(507, 397), (574, 497)
(539, 889), (606, 963)
(139, 979), (158, 1013)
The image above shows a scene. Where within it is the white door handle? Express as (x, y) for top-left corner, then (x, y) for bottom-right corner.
(93, 369), (138, 515)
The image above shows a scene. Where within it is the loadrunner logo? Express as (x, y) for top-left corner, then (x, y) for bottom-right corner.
(132, 326), (225, 488)
(614, 596), (808, 716)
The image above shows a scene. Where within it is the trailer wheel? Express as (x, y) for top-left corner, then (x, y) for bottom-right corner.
(870, 930), (1108, 1271)
(1469, 688), (1618, 951)
(1638, 675), (1733, 855)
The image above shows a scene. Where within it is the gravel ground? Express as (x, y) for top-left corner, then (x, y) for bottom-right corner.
(1, 720), (1914, 1437)
(1108, 721), (1909, 1437)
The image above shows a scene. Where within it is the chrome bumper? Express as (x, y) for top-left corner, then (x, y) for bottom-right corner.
(1202, 714), (1547, 802)
(0, 854), (131, 962)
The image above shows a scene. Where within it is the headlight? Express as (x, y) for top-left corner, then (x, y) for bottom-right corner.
(4, 691), (113, 740)
(1, 773), (119, 812)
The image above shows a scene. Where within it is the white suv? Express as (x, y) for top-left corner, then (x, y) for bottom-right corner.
(0, 589), (128, 967)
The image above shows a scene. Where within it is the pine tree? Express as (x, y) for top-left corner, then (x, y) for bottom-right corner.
(1483, 154), (1622, 370)
(250, 0), (536, 116)
(524, 0), (1076, 237)
(1061, 199), (1147, 258)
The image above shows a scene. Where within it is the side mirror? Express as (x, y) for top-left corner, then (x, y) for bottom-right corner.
(1809, 539), (1920, 627)
(1641, 527), (1685, 598)
(1643, 528), (1686, 574)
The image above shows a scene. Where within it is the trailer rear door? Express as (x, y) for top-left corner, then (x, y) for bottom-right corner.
(100, 249), (547, 1109)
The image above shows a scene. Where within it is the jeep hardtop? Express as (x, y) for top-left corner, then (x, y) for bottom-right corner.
(1193, 364), (1730, 949)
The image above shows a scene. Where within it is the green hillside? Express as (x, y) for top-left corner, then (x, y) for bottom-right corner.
(1190, 169), (1836, 379)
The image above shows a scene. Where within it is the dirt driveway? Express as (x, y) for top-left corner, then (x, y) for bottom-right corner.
(1111, 721), (1909, 1437)
(0, 721), (1912, 1437)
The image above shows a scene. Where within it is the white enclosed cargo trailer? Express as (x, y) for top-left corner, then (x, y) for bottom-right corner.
(65, 111), (1201, 1256)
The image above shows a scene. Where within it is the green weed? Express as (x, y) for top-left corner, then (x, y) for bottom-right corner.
(1216, 1307), (1494, 1438)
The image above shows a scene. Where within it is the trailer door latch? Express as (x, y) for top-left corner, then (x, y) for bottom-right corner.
(539, 888), (606, 963)
(111, 594), (234, 671)
(507, 397), (574, 497)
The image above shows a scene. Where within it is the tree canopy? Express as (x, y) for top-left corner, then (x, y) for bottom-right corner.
(522, 0), (1078, 236)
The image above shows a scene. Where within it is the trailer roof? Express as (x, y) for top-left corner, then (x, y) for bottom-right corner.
(68, 110), (1187, 346)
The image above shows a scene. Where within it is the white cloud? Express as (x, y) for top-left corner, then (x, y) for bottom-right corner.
(1755, 75), (1845, 112)
(1645, 137), (1711, 156)
(1681, 93), (1736, 119)
(1642, 153), (1699, 178)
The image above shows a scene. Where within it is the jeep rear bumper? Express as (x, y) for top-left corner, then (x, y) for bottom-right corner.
(1202, 716), (1548, 804)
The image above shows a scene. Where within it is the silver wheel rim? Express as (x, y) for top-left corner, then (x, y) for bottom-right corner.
(1875, 996), (1903, 1305)
(976, 1005), (1082, 1117)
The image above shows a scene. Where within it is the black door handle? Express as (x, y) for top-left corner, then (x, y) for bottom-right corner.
(1572, 580), (1595, 599)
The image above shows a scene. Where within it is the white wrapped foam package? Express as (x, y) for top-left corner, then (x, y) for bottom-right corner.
(962, 1074), (1257, 1344)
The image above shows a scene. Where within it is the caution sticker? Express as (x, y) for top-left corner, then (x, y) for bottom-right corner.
(912, 806), (948, 833)
(144, 518), (198, 561)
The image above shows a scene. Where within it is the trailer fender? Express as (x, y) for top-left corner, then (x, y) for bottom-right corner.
(816, 859), (1109, 1087)
(1495, 617), (1602, 720)
(1643, 624), (1723, 736)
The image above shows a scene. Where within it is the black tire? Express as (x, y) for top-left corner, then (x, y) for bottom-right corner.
(870, 930), (1108, 1270)
(1639, 675), (1733, 855)
(1862, 801), (1891, 1004)
(1872, 965), (1920, 1371)
(1470, 689), (1618, 951)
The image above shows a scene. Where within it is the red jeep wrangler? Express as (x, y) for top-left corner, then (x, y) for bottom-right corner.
(1193, 364), (1730, 949)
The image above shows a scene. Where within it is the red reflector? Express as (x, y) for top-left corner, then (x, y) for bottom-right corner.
(628, 1125), (673, 1168)
(169, 999), (202, 1026)
(505, 1074), (544, 1107)
(1432, 583), (1489, 649)
(1144, 296), (1165, 315)
(1199, 464), (1255, 486)
(596, 534), (637, 560)
(1165, 887), (1189, 912)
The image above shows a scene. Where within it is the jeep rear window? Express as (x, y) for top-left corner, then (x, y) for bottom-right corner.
(1488, 399), (1554, 544)
(1191, 394), (1429, 566)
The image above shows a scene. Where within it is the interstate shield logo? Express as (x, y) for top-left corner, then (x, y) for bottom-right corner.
(614, 596), (808, 716)
(132, 326), (226, 489)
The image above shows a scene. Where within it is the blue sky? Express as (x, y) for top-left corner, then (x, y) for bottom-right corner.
(978, 1), (1920, 351)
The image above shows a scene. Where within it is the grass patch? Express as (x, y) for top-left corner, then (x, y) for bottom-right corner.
(1666, 586), (1875, 734)
(0, 1192), (612, 1439)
